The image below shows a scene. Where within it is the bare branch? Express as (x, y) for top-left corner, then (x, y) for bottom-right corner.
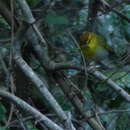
(54, 72), (105, 130)
(100, 0), (130, 23)
(91, 70), (130, 102)
(0, 90), (64, 130)
(13, 23), (75, 129)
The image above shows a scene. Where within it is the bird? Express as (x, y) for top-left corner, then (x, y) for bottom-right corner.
(80, 32), (110, 59)
(79, 32), (114, 68)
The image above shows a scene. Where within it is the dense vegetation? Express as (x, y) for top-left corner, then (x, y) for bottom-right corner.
(0, 0), (130, 129)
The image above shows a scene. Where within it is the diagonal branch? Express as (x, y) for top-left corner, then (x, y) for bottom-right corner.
(91, 70), (130, 102)
(12, 23), (70, 127)
(0, 90), (64, 130)
(0, 2), (75, 129)
(54, 72), (106, 130)
(100, 0), (130, 23)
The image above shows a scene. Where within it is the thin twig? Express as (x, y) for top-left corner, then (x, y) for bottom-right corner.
(6, 0), (16, 127)
(0, 90), (64, 130)
(100, 0), (130, 23)
(67, 30), (88, 89)
(88, 109), (130, 118)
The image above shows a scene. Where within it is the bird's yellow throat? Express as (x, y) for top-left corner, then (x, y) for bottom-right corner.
(79, 32), (110, 60)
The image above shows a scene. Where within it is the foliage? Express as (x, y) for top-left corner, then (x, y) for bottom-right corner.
(26, 121), (39, 130)
(0, 102), (8, 130)
(1, 0), (130, 129)
(115, 106), (130, 130)
(0, 102), (7, 123)
(27, 0), (40, 7)
(45, 10), (69, 25)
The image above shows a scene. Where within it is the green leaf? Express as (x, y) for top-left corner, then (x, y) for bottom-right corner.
(0, 102), (7, 122)
(45, 11), (69, 25)
(26, 121), (38, 130)
(0, 126), (7, 130)
(27, 0), (40, 7)
(116, 113), (130, 130)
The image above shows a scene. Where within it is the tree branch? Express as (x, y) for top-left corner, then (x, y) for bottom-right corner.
(100, 0), (130, 23)
(0, 90), (64, 130)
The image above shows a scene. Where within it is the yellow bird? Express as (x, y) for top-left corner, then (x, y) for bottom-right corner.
(80, 32), (111, 61)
